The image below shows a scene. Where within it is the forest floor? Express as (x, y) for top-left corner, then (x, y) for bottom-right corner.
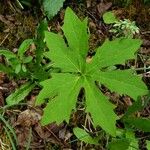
(0, 0), (150, 149)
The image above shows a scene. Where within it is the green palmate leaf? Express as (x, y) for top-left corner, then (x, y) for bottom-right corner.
(103, 11), (118, 24)
(84, 78), (118, 136)
(93, 70), (148, 100)
(124, 117), (150, 132)
(36, 7), (148, 136)
(73, 127), (99, 145)
(6, 82), (35, 106)
(18, 39), (33, 59)
(43, 0), (66, 19)
(44, 32), (83, 72)
(87, 38), (142, 72)
(40, 73), (83, 125)
(62, 7), (89, 58)
(36, 73), (81, 105)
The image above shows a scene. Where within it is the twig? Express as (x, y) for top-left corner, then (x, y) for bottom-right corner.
(0, 33), (10, 46)
(45, 126), (61, 143)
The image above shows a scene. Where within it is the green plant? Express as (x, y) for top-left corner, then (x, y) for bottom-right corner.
(111, 19), (140, 38)
(72, 95), (150, 148)
(73, 127), (99, 145)
(108, 129), (138, 150)
(6, 82), (35, 106)
(73, 128), (139, 149)
(0, 39), (34, 77)
(36, 7), (148, 136)
(147, 140), (150, 150)
(0, 20), (49, 106)
(0, 19), (49, 81)
(103, 11), (140, 38)
(122, 94), (150, 131)
(103, 11), (118, 24)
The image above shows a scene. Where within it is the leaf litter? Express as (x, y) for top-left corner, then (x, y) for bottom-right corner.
(0, 0), (150, 149)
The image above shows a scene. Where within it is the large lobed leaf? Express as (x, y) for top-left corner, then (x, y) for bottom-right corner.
(36, 7), (148, 136)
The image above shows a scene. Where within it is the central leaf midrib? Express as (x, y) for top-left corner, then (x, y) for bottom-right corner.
(67, 76), (82, 99)
(84, 77), (106, 119)
(56, 49), (81, 72)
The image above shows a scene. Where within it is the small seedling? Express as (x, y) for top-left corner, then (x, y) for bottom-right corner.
(103, 11), (140, 38)
(0, 39), (34, 77)
(111, 19), (140, 38)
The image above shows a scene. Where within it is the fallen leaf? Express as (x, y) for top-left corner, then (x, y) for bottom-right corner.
(97, 2), (112, 16)
(34, 124), (51, 139)
(16, 109), (41, 127)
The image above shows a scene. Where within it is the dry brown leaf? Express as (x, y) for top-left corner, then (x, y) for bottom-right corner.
(16, 127), (30, 146)
(97, 2), (112, 16)
(86, 0), (92, 8)
(34, 124), (51, 139)
(16, 109), (41, 127)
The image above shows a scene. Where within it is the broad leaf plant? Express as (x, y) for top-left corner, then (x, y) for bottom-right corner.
(36, 7), (148, 136)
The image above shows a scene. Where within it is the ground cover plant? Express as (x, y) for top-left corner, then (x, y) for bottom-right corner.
(0, 0), (150, 149)
(36, 7), (148, 136)
(103, 11), (140, 38)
